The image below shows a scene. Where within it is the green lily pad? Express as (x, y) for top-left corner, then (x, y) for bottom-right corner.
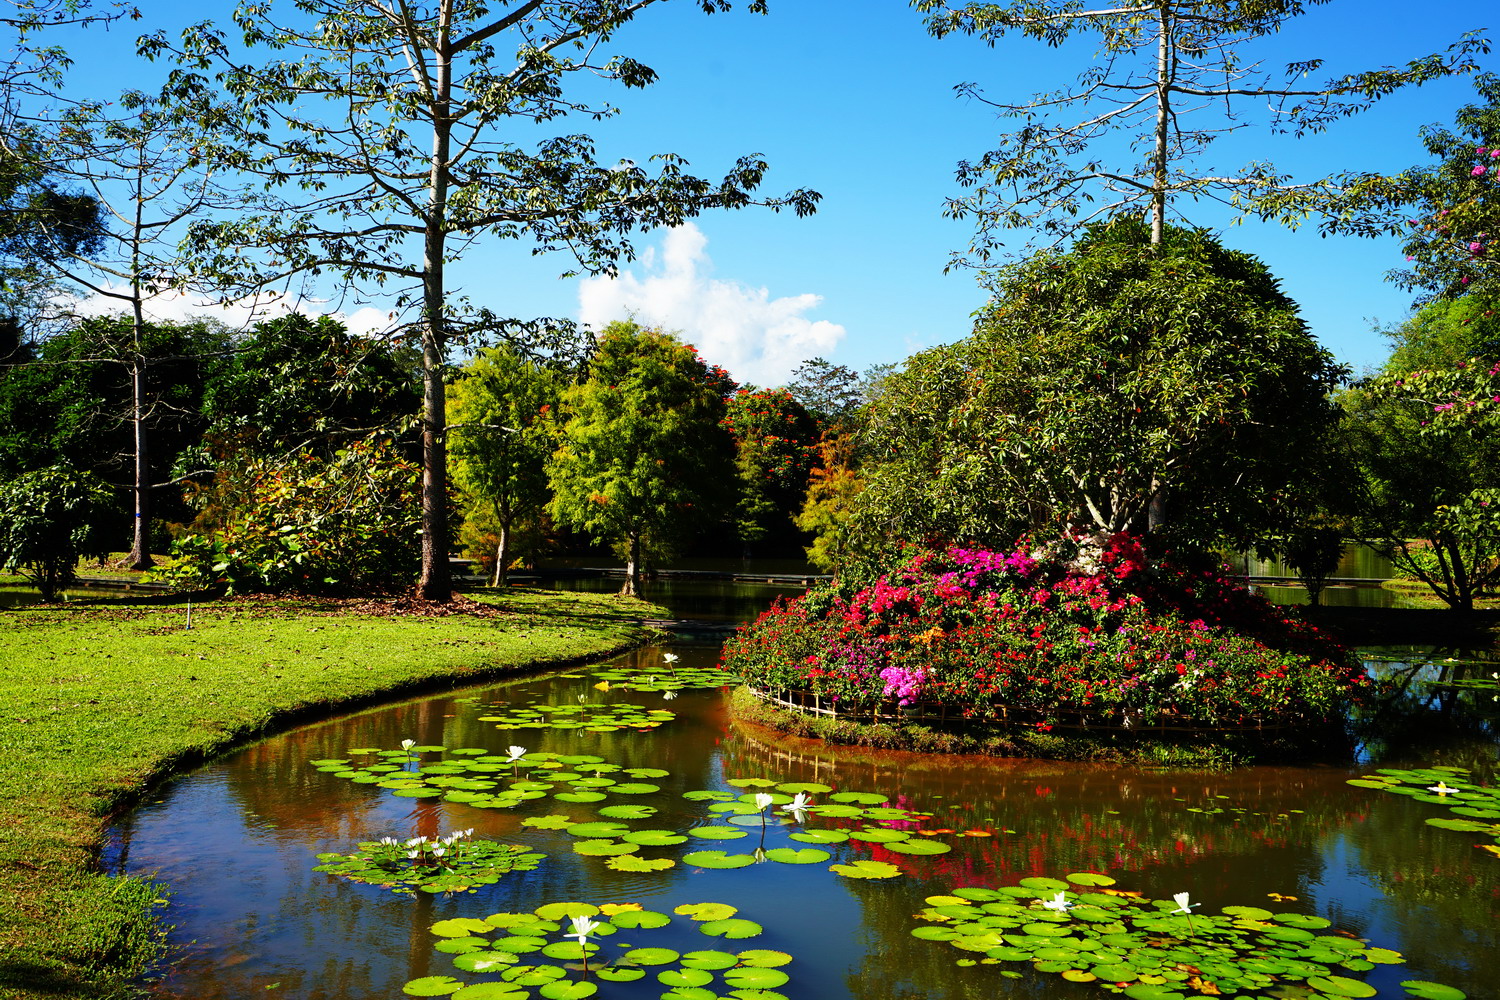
(762, 847), (831, 864)
(607, 909), (673, 929)
(403, 976), (463, 996)
(536, 980), (597, 1000)
(432, 918), (496, 938)
(621, 830), (689, 847)
(723, 967), (790, 989)
(827, 791), (888, 804)
(572, 840), (638, 857)
(736, 949), (792, 968)
(788, 829), (849, 844)
(883, 839), (951, 855)
(657, 969), (715, 988)
(452, 952), (517, 973)
(1065, 872), (1117, 886)
(683, 850), (757, 869)
(681, 950), (739, 970)
(1306, 975), (1378, 997)
(830, 859), (902, 879)
(606, 855), (676, 872)
(675, 903), (738, 920)
(597, 804), (657, 819)
(533, 902), (599, 920)
(688, 826), (749, 840)
(1401, 981), (1468, 999)
(593, 968), (645, 982)
(699, 918), (764, 939)
(622, 947), (680, 965)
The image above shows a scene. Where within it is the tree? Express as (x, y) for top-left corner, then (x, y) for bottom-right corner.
(1321, 74), (1500, 299)
(1343, 364), (1500, 612)
(198, 313), (420, 458)
(912, 0), (1487, 261)
(143, 0), (819, 601)
(448, 344), (562, 586)
(0, 464), (118, 601)
(782, 357), (865, 427)
(722, 387), (819, 552)
(0, 317), (231, 534)
(846, 220), (1347, 560)
(547, 321), (736, 595)
(1379, 291), (1500, 374)
(14, 85), (247, 568)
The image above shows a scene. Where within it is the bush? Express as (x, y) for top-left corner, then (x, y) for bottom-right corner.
(722, 533), (1366, 732)
(151, 435), (424, 594)
(0, 466), (119, 600)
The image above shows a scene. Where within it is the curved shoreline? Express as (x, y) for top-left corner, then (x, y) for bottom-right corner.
(0, 588), (667, 1000)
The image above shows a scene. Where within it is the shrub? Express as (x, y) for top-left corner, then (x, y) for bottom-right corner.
(152, 435), (423, 594)
(0, 465), (119, 600)
(722, 533), (1366, 732)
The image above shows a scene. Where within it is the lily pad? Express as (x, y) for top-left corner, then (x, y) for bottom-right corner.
(830, 859), (902, 879)
(403, 976), (463, 996)
(675, 903), (739, 921)
(699, 918), (764, 939)
(736, 949), (792, 968)
(683, 850), (757, 869)
(606, 856), (677, 872)
(762, 847), (831, 864)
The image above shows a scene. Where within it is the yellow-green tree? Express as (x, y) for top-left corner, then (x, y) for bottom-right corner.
(547, 322), (735, 595)
(449, 346), (562, 586)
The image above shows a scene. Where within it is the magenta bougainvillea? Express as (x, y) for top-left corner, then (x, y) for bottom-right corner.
(722, 534), (1367, 729)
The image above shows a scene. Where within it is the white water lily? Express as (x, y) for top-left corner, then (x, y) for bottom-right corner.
(1041, 892), (1072, 912)
(506, 745), (527, 762)
(405, 837), (424, 848)
(569, 915), (601, 944)
(754, 792), (776, 812)
(1427, 781), (1461, 796)
(662, 652), (679, 664)
(663, 690), (678, 700)
(405, 849), (421, 860)
(781, 792), (812, 821)
(400, 738), (416, 752)
(1171, 891), (1200, 915)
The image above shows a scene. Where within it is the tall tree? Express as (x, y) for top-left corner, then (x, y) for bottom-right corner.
(448, 344), (562, 586)
(143, 0), (818, 601)
(15, 86), (246, 568)
(722, 387), (819, 552)
(547, 321), (736, 595)
(913, 0), (1487, 261)
(847, 221), (1347, 561)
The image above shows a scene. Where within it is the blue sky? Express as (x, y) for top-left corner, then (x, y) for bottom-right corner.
(27, 0), (1497, 384)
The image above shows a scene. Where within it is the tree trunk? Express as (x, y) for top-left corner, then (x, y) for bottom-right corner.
(621, 531), (641, 597)
(1149, 3), (1172, 246)
(416, 2), (454, 603)
(127, 355), (152, 569)
(492, 520), (509, 588)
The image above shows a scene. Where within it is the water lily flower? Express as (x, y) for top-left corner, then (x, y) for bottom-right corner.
(569, 914), (600, 944)
(663, 652), (679, 664)
(405, 849), (421, 860)
(1427, 780), (1461, 796)
(1041, 891), (1072, 912)
(405, 837), (424, 847)
(1171, 891), (1200, 915)
(663, 690), (678, 700)
(506, 745), (527, 762)
(400, 738), (416, 752)
(754, 792), (776, 812)
(781, 792), (812, 821)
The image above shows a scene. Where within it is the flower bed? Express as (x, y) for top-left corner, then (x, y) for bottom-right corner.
(722, 535), (1367, 738)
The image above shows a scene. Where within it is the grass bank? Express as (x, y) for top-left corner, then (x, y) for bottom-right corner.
(0, 587), (665, 1000)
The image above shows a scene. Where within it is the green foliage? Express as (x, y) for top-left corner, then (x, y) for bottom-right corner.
(0, 465), (118, 600)
(153, 435), (423, 595)
(547, 322), (736, 593)
(724, 538), (1366, 737)
(1344, 359), (1500, 610)
(846, 222), (1347, 564)
(199, 314), (418, 458)
(721, 387), (819, 547)
(449, 346), (562, 584)
(1382, 292), (1500, 372)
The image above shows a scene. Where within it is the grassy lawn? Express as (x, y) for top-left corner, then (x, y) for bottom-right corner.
(0, 587), (665, 1000)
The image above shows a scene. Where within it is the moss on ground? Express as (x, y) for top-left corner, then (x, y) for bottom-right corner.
(0, 587), (664, 1000)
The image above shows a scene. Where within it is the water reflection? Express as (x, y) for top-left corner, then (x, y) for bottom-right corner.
(104, 584), (1498, 1000)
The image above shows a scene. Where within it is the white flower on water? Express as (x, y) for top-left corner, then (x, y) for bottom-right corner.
(663, 653), (679, 664)
(505, 746), (527, 763)
(1171, 891), (1200, 916)
(400, 738), (416, 752)
(405, 837), (424, 848)
(663, 690), (678, 700)
(405, 849), (421, 860)
(1427, 781), (1461, 797)
(1041, 892), (1072, 912)
(754, 792), (776, 812)
(569, 915), (601, 945)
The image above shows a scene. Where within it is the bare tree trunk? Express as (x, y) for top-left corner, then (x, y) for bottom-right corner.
(127, 356), (152, 569)
(417, 2), (454, 603)
(1150, 3), (1172, 246)
(621, 531), (641, 597)
(492, 520), (510, 588)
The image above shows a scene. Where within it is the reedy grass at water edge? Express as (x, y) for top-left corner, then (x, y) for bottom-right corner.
(0, 588), (665, 1000)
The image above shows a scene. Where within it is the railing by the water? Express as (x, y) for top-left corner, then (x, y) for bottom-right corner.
(746, 685), (1297, 734)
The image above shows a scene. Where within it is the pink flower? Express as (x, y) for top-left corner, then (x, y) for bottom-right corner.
(1475, 165), (1490, 177)
(1481, 147), (1491, 156)
(1470, 242), (1486, 255)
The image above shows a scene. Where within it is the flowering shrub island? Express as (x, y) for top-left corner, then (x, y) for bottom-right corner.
(722, 534), (1367, 734)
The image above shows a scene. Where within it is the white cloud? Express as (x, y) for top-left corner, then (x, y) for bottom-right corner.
(577, 223), (845, 387)
(73, 285), (393, 338)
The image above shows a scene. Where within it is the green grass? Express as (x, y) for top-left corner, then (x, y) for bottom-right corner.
(0, 587), (665, 1000)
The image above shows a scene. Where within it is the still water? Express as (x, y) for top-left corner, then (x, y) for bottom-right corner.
(105, 583), (1498, 1000)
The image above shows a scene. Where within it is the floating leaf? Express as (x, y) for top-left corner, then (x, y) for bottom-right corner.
(1306, 975), (1378, 997)
(675, 903), (738, 921)
(657, 969), (715, 988)
(537, 980), (597, 1000)
(830, 859), (902, 879)
(788, 829), (849, 845)
(606, 856), (676, 873)
(687, 826), (748, 841)
(432, 918), (496, 938)
(608, 909), (673, 929)
(534, 902), (599, 920)
(1401, 981), (1467, 999)
(402, 976), (463, 996)
(736, 950), (792, 968)
(699, 918), (764, 939)
(622, 947), (680, 966)
(762, 847), (831, 865)
(723, 967), (789, 989)
(1065, 872), (1116, 887)
(681, 950), (740, 970)
(683, 851), (757, 869)
(593, 968), (645, 982)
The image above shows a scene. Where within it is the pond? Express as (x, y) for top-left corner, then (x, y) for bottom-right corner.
(104, 582), (1499, 1000)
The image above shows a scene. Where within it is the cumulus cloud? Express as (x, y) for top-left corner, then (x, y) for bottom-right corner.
(577, 223), (845, 387)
